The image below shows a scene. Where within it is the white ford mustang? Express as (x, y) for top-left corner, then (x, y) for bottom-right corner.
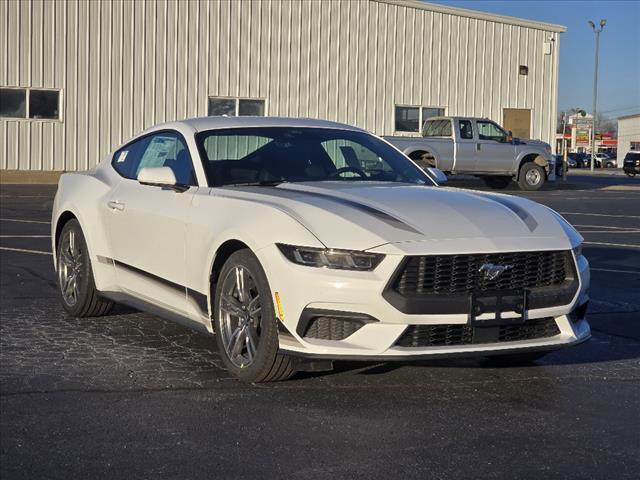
(52, 117), (590, 382)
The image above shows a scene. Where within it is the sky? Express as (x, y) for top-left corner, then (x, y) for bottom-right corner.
(432, 0), (640, 119)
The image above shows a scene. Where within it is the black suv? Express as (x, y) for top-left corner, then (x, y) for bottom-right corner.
(623, 151), (640, 177)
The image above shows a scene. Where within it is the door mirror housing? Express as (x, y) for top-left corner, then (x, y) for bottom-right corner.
(137, 167), (189, 192)
(426, 167), (448, 184)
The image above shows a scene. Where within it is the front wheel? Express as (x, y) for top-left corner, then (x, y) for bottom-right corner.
(56, 219), (113, 317)
(213, 249), (295, 382)
(482, 176), (512, 189)
(626, 171), (636, 178)
(517, 162), (546, 191)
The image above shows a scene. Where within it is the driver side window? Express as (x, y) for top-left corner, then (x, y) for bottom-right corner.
(136, 133), (197, 185)
(477, 121), (507, 143)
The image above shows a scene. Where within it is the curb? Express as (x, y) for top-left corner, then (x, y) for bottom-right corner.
(0, 170), (64, 185)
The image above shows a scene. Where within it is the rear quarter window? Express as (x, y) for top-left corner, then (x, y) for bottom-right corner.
(423, 120), (452, 137)
(111, 137), (149, 179)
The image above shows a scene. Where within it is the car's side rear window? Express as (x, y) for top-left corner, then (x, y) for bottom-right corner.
(423, 119), (452, 137)
(112, 138), (148, 179)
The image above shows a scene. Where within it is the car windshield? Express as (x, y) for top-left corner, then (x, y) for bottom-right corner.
(195, 127), (432, 187)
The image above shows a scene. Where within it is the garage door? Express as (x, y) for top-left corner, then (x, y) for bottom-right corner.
(503, 109), (531, 139)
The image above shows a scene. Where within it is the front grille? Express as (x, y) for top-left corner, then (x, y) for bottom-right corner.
(394, 251), (570, 295)
(395, 317), (560, 348)
(384, 250), (578, 314)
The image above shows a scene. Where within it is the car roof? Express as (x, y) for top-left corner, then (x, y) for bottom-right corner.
(423, 116), (499, 122)
(140, 116), (368, 136)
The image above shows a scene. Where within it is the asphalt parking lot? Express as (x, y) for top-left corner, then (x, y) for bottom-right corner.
(1, 172), (639, 479)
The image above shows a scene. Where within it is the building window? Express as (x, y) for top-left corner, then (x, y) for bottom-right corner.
(29, 90), (60, 119)
(0, 87), (61, 120)
(395, 105), (445, 133)
(631, 141), (640, 151)
(208, 97), (266, 117)
(0, 88), (27, 118)
(238, 99), (265, 116)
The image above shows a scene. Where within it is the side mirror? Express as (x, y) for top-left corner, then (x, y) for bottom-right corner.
(137, 167), (189, 192)
(426, 167), (447, 184)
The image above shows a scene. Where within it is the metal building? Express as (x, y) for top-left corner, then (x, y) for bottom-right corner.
(0, 0), (565, 172)
(617, 114), (640, 162)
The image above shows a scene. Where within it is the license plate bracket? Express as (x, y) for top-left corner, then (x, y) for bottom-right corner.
(469, 290), (529, 326)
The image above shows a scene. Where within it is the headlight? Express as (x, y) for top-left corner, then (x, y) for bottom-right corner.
(277, 244), (384, 271)
(573, 243), (583, 257)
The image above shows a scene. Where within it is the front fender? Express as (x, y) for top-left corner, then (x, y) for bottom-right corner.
(185, 193), (325, 303)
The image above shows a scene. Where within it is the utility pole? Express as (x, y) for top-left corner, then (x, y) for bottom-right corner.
(588, 19), (606, 172)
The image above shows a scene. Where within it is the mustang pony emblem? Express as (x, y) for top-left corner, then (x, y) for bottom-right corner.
(478, 263), (514, 281)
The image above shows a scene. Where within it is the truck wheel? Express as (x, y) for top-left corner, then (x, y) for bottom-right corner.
(517, 162), (545, 191)
(482, 176), (511, 189)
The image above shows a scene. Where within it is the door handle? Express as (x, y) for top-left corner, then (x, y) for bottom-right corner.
(107, 200), (125, 211)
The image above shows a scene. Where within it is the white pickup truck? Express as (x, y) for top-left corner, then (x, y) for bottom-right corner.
(385, 116), (557, 190)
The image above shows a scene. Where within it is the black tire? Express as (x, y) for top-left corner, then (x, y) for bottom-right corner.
(517, 162), (546, 191)
(56, 219), (113, 317)
(482, 176), (511, 189)
(626, 172), (636, 178)
(213, 249), (295, 382)
(485, 351), (549, 365)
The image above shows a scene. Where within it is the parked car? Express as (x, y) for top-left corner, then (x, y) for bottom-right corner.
(565, 155), (577, 168)
(623, 151), (640, 177)
(596, 153), (617, 168)
(384, 117), (556, 191)
(51, 117), (591, 382)
(568, 152), (588, 168)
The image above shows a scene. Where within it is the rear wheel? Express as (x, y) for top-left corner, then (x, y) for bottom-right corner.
(517, 162), (545, 191)
(213, 249), (295, 382)
(56, 219), (113, 317)
(482, 176), (512, 189)
(409, 150), (436, 169)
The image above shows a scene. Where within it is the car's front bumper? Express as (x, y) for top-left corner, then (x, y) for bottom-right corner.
(259, 244), (591, 360)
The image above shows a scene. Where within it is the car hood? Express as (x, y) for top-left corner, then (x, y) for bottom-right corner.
(215, 182), (581, 254)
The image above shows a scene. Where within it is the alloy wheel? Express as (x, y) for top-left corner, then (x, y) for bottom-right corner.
(218, 265), (263, 368)
(58, 229), (83, 307)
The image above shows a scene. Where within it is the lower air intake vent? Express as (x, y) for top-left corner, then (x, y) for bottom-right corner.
(303, 316), (364, 341)
(396, 317), (560, 348)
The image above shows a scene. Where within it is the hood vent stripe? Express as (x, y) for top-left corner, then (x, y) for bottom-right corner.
(487, 196), (538, 232)
(300, 190), (422, 234)
(224, 185), (421, 234)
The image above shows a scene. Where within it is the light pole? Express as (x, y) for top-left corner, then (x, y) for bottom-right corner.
(588, 19), (606, 172)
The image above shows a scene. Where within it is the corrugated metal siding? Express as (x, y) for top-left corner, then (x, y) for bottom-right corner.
(0, 0), (562, 172)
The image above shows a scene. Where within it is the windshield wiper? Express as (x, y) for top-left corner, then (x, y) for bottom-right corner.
(227, 180), (288, 187)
